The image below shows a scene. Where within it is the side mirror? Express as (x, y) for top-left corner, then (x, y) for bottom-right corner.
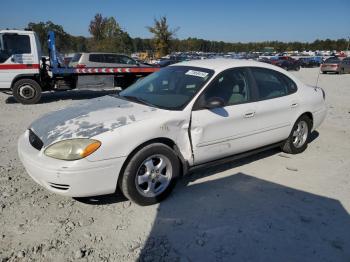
(205, 97), (225, 109)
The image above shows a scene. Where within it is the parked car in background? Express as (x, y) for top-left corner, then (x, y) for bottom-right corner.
(299, 57), (321, 68)
(69, 53), (149, 68)
(258, 57), (272, 64)
(321, 57), (342, 74)
(275, 57), (301, 71)
(339, 57), (350, 74)
(269, 57), (280, 65)
(18, 59), (326, 205)
(156, 59), (178, 67)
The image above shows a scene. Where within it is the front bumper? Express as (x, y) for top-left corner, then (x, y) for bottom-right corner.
(18, 130), (126, 197)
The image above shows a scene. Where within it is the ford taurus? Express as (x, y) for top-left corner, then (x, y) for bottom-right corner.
(18, 59), (327, 205)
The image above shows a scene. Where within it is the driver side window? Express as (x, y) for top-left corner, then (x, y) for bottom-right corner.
(201, 68), (252, 107)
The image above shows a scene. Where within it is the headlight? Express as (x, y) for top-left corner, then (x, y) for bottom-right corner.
(44, 139), (101, 161)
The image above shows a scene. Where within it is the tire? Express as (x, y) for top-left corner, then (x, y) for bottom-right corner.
(119, 143), (180, 205)
(295, 66), (300, 71)
(12, 79), (42, 104)
(281, 115), (312, 154)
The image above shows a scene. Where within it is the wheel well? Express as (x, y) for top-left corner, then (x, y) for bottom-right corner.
(11, 75), (40, 90)
(116, 138), (186, 191)
(301, 112), (313, 129)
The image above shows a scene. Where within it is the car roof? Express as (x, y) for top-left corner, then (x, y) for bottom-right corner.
(172, 58), (286, 72)
(171, 58), (303, 85)
(0, 30), (35, 35)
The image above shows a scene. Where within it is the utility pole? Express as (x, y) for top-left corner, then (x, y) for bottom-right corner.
(347, 36), (350, 52)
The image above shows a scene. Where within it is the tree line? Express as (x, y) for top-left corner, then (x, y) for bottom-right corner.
(26, 14), (349, 57)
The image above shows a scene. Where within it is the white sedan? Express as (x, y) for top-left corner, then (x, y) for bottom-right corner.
(18, 59), (327, 205)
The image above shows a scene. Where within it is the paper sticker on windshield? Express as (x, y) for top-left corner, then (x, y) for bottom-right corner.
(185, 70), (208, 78)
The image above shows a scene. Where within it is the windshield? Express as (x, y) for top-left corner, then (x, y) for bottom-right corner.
(118, 66), (214, 110)
(71, 53), (82, 62)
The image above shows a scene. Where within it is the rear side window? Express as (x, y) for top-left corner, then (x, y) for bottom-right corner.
(251, 67), (296, 100)
(342, 58), (350, 64)
(3, 34), (31, 54)
(89, 54), (105, 63)
(104, 54), (119, 63)
(325, 58), (340, 64)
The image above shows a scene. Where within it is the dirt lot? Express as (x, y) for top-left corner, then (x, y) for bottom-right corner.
(0, 68), (349, 262)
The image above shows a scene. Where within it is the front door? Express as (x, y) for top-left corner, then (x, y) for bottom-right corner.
(190, 67), (259, 165)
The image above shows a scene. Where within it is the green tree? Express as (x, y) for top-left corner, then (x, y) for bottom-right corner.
(88, 14), (133, 53)
(88, 13), (107, 41)
(147, 16), (178, 57)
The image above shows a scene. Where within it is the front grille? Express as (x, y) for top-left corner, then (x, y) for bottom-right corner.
(48, 182), (70, 191)
(28, 129), (43, 151)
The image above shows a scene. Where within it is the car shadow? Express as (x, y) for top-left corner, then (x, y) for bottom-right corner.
(138, 173), (350, 262)
(73, 148), (281, 206)
(74, 190), (128, 205)
(309, 130), (319, 143)
(5, 90), (117, 104)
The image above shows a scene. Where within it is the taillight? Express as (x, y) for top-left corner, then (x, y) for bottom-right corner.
(76, 64), (86, 68)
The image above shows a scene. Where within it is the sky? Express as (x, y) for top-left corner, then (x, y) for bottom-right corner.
(1, 0), (349, 43)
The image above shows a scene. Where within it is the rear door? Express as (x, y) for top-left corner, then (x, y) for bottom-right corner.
(190, 67), (259, 164)
(248, 67), (300, 145)
(0, 33), (38, 89)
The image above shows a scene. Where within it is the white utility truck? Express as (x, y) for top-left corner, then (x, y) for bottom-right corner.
(0, 30), (159, 104)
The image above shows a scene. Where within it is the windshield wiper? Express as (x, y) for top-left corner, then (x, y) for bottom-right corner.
(121, 95), (156, 107)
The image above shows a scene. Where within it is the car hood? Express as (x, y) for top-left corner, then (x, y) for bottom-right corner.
(29, 95), (161, 147)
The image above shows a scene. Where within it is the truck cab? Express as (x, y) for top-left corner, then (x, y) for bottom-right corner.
(0, 30), (42, 90)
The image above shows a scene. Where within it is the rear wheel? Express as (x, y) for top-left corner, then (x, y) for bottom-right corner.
(282, 115), (312, 154)
(12, 79), (42, 104)
(119, 143), (180, 205)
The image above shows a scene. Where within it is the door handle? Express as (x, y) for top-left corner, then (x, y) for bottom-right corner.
(291, 103), (299, 108)
(244, 112), (255, 118)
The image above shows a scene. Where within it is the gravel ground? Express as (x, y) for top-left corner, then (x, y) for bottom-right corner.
(0, 68), (349, 261)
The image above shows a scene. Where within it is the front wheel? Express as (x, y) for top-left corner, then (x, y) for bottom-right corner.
(12, 79), (42, 104)
(281, 115), (312, 154)
(119, 143), (180, 205)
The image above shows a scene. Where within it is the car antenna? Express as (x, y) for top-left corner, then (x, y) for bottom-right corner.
(315, 65), (321, 89)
